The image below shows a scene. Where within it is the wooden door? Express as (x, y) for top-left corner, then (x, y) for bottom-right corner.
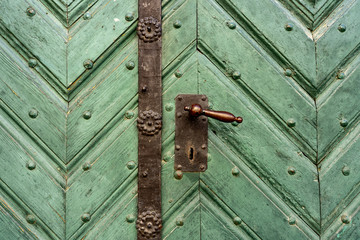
(0, 0), (359, 239)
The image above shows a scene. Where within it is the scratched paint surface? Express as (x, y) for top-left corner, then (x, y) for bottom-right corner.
(0, 0), (359, 239)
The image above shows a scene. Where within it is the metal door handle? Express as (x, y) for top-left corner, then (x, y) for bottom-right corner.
(184, 104), (243, 123)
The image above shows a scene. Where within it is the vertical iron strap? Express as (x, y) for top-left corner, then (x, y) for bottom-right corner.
(136, 0), (162, 239)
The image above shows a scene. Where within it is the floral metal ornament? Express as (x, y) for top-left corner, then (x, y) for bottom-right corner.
(137, 17), (162, 43)
(137, 110), (162, 136)
(136, 210), (162, 239)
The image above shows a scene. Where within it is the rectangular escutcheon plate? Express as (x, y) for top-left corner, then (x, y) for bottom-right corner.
(175, 94), (208, 172)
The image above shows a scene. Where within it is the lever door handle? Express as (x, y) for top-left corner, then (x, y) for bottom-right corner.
(184, 104), (243, 123)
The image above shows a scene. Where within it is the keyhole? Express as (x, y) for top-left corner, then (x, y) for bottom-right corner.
(189, 147), (194, 160)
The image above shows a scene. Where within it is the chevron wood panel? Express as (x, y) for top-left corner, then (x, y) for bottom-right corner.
(0, 0), (359, 239)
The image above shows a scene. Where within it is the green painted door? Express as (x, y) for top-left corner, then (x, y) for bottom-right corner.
(1, 0), (359, 239)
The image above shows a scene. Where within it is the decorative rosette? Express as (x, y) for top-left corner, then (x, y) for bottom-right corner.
(136, 210), (162, 239)
(137, 110), (162, 136)
(137, 17), (162, 43)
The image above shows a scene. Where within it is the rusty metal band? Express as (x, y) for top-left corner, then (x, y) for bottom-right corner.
(136, 0), (162, 239)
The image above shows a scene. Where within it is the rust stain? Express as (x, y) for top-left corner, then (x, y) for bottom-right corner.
(48, 203), (66, 223)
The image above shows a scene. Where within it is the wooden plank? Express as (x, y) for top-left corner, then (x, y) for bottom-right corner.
(198, 0), (317, 158)
(0, 0), (67, 85)
(67, 0), (137, 84)
(0, 37), (67, 161)
(198, 53), (320, 232)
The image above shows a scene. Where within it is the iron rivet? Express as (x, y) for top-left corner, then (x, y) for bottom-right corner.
(141, 86), (147, 92)
(201, 144), (207, 149)
(82, 162), (91, 171)
(288, 167), (296, 175)
(174, 170), (183, 180)
(165, 103), (174, 112)
(286, 118), (296, 128)
(81, 213), (91, 223)
(125, 13), (134, 21)
(175, 145), (181, 151)
(83, 12), (91, 20)
(342, 166), (350, 176)
(201, 96), (207, 101)
(232, 121), (239, 126)
(173, 20), (182, 29)
(142, 171), (148, 178)
(202, 117), (207, 122)
(26, 7), (36, 17)
(83, 111), (92, 120)
(28, 58), (38, 68)
(176, 164), (182, 170)
(284, 69), (292, 77)
(126, 214), (135, 223)
(337, 72), (345, 79)
(199, 164), (206, 171)
(207, 153), (212, 162)
(26, 214), (36, 224)
(338, 24), (346, 33)
(177, 112), (182, 118)
(285, 23), (293, 31)
(178, 96), (183, 101)
(126, 61), (135, 70)
(163, 153), (172, 162)
(341, 215), (350, 224)
(232, 71), (241, 80)
(26, 161), (36, 170)
(288, 217), (296, 225)
(175, 70), (183, 78)
(83, 59), (93, 69)
(29, 108), (38, 118)
(232, 167), (240, 176)
(340, 119), (348, 127)
(176, 217), (184, 226)
(227, 21), (236, 30)
(233, 216), (241, 225)
(125, 111), (134, 119)
(127, 161), (136, 170)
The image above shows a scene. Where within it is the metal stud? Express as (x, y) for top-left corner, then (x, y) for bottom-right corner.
(83, 12), (91, 20)
(288, 167), (296, 175)
(177, 112), (182, 118)
(176, 164), (182, 170)
(125, 110), (134, 119)
(286, 118), (296, 128)
(174, 170), (183, 180)
(342, 166), (350, 176)
(26, 161), (36, 170)
(207, 153), (212, 162)
(83, 111), (92, 120)
(199, 164), (206, 171)
(175, 145), (181, 151)
(175, 70), (183, 78)
(125, 13), (134, 21)
(26, 214), (36, 224)
(284, 69), (292, 77)
(163, 152), (172, 162)
(126, 214), (136, 223)
(141, 86), (147, 92)
(26, 7), (36, 17)
(127, 161), (136, 170)
(29, 108), (38, 118)
(173, 20), (182, 29)
(126, 61), (135, 70)
(233, 216), (241, 225)
(338, 24), (346, 33)
(232, 167), (240, 176)
(176, 217), (184, 226)
(284, 23), (293, 31)
(28, 58), (38, 68)
(81, 213), (91, 222)
(227, 21), (236, 30)
(340, 119), (348, 127)
(337, 72), (345, 79)
(142, 171), (148, 178)
(288, 217), (296, 225)
(82, 162), (91, 171)
(83, 59), (93, 69)
(165, 103), (174, 112)
(232, 71), (241, 80)
(201, 144), (207, 149)
(341, 215), (350, 224)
